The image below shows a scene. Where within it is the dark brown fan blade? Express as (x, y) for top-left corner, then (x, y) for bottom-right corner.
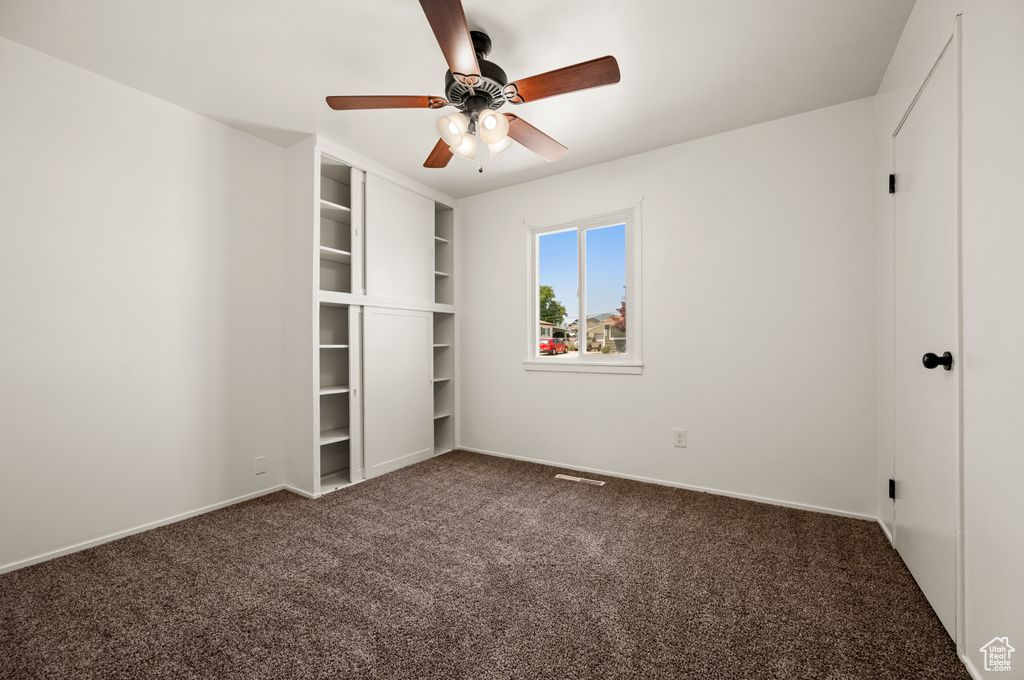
(424, 138), (454, 168)
(505, 56), (620, 104)
(326, 95), (447, 110)
(504, 115), (567, 163)
(418, 0), (481, 85)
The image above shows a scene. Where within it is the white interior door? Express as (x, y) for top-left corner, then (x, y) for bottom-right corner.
(892, 35), (960, 640)
(364, 174), (435, 302)
(362, 306), (433, 479)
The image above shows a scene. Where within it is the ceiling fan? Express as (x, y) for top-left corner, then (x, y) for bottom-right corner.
(325, 0), (620, 169)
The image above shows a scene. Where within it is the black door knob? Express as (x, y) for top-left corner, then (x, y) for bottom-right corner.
(922, 351), (953, 370)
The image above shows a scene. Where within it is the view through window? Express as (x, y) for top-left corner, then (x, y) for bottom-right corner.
(536, 221), (627, 360)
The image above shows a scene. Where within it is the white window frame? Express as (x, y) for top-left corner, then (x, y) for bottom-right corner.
(525, 206), (642, 374)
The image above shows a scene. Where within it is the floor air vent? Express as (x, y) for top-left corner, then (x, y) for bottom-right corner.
(554, 473), (606, 486)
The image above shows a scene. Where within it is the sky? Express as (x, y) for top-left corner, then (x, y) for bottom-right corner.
(538, 223), (625, 326)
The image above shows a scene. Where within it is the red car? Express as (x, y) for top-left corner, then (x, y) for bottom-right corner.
(540, 338), (568, 355)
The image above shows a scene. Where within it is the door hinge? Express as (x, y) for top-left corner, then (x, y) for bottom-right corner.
(888, 174), (895, 194)
(889, 478), (896, 500)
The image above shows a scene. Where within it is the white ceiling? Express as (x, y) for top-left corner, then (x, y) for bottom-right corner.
(0, 0), (914, 199)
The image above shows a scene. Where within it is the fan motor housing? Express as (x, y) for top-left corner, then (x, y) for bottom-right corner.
(444, 32), (507, 114)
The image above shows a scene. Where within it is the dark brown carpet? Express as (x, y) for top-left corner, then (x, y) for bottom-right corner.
(0, 450), (968, 679)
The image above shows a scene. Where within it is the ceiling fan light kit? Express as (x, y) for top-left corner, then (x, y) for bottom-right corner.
(477, 109), (510, 145)
(487, 137), (514, 158)
(325, 0), (621, 170)
(436, 112), (469, 146)
(449, 132), (477, 161)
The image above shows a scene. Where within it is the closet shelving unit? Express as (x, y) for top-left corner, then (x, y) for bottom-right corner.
(433, 205), (455, 456)
(318, 156), (357, 296)
(434, 206), (454, 306)
(316, 154), (363, 494)
(286, 135), (456, 497)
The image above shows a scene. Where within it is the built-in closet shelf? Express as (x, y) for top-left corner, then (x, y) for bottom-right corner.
(321, 290), (453, 313)
(319, 291), (360, 307)
(432, 205), (456, 462)
(320, 470), (350, 489)
(319, 344), (349, 349)
(320, 199), (351, 223)
(319, 246), (352, 264)
(319, 385), (350, 396)
(320, 428), (351, 446)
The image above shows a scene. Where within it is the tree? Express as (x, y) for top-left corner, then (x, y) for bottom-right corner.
(539, 285), (567, 326)
(611, 299), (626, 333)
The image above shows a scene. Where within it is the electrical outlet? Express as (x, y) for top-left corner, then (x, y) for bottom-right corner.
(673, 429), (687, 448)
(254, 456), (267, 475)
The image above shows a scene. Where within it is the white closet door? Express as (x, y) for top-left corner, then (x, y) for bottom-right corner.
(365, 174), (435, 302)
(892, 35), (959, 639)
(362, 306), (433, 478)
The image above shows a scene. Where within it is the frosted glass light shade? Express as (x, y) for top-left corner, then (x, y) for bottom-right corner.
(477, 109), (510, 145)
(487, 137), (514, 157)
(436, 112), (469, 146)
(449, 132), (476, 160)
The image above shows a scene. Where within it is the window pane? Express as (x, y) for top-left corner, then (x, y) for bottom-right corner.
(584, 224), (626, 355)
(537, 229), (577, 357)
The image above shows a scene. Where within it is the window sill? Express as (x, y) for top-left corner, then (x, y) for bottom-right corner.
(523, 360), (643, 375)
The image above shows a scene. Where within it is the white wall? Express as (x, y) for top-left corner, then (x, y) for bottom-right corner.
(0, 38), (287, 571)
(458, 98), (878, 518)
(961, 3), (1024, 672)
(877, 1), (1024, 674)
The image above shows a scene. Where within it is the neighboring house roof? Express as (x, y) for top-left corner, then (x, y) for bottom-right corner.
(588, 318), (624, 330)
(540, 321), (568, 333)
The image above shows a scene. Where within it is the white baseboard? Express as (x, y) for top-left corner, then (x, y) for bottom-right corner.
(0, 484), (286, 575)
(878, 518), (894, 545)
(960, 654), (984, 680)
(459, 445), (877, 523)
(283, 484), (316, 499)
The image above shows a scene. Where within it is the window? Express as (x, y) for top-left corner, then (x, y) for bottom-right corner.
(526, 207), (641, 373)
